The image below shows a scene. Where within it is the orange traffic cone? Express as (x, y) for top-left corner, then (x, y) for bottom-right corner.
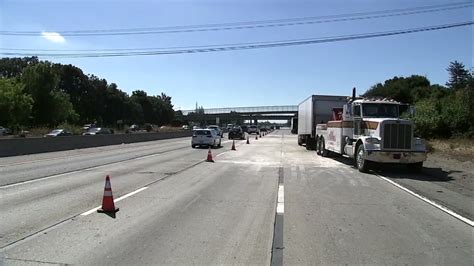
(255, 134), (258, 140)
(231, 140), (236, 150)
(247, 136), (250, 144)
(206, 147), (214, 162)
(97, 175), (119, 213)
(259, 132), (262, 138)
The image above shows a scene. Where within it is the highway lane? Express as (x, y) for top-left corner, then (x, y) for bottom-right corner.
(281, 133), (472, 264)
(1, 133), (277, 265)
(0, 137), (196, 186)
(1, 130), (472, 265)
(0, 135), (239, 248)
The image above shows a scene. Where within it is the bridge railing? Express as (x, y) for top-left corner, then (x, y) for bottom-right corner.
(181, 105), (297, 115)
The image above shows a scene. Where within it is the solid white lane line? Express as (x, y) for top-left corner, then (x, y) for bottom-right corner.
(80, 187), (148, 216)
(277, 202), (285, 214)
(278, 185), (284, 203)
(276, 184), (284, 214)
(375, 174), (474, 227)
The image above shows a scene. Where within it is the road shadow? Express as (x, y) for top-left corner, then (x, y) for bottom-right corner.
(329, 155), (456, 182)
(104, 212), (117, 219)
(194, 145), (224, 149)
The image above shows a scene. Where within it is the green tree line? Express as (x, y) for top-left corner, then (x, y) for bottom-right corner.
(363, 61), (473, 138)
(0, 57), (176, 130)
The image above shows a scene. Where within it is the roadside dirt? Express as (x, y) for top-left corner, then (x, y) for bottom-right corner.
(424, 152), (473, 190)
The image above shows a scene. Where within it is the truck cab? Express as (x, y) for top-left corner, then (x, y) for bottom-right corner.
(316, 97), (427, 173)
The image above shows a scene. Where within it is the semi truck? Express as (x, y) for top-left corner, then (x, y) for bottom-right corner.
(297, 95), (348, 149)
(298, 89), (427, 173)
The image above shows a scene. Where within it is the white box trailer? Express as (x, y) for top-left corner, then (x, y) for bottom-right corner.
(297, 95), (348, 150)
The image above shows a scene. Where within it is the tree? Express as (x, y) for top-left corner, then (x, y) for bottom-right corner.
(131, 90), (154, 123)
(54, 63), (91, 123)
(21, 62), (77, 126)
(0, 57), (39, 78)
(0, 57), (179, 129)
(446, 61), (472, 90)
(363, 75), (431, 104)
(0, 78), (33, 128)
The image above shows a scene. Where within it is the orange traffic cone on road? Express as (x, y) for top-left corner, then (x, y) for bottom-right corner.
(97, 175), (119, 213)
(231, 140), (236, 150)
(206, 147), (214, 162)
(259, 132), (262, 138)
(255, 134), (258, 140)
(247, 136), (250, 144)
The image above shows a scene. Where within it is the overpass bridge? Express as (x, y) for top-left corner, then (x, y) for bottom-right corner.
(181, 105), (298, 125)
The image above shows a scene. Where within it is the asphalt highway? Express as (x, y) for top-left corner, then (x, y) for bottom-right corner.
(0, 130), (472, 265)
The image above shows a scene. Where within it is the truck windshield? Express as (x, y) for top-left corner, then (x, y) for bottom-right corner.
(362, 103), (399, 118)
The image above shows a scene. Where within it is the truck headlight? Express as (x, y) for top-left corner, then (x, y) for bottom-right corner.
(365, 137), (380, 144)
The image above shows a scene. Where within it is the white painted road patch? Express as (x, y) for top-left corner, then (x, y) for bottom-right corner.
(277, 185), (284, 214)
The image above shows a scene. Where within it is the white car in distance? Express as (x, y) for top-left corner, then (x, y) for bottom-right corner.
(191, 129), (222, 148)
(206, 125), (223, 137)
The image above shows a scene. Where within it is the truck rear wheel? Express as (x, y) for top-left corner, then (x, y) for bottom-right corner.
(306, 137), (317, 150)
(316, 137), (322, 155)
(355, 144), (370, 173)
(321, 138), (329, 157)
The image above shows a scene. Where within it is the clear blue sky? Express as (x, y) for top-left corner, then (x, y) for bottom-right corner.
(1, 0), (472, 110)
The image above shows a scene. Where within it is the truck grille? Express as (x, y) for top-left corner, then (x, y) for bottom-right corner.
(383, 123), (412, 150)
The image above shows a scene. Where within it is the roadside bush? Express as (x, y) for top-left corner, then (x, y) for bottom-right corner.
(413, 99), (447, 138)
(57, 122), (83, 135)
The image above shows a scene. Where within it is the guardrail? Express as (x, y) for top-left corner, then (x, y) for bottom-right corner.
(0, 131), (193, 157)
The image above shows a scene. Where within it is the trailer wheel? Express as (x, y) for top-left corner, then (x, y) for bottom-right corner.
(298, 135), (303, 146)
(305, 136), (314, 150)
(355, 144), (370, 173)
(321, 138), (329, 157)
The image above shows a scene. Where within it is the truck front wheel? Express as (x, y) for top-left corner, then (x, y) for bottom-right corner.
(355, 144), (370, 173)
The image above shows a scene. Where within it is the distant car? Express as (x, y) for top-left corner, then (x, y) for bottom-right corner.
(191, 129), (221, 148)
(182, 125), (189, 130)
(247, 125), (260, 134)
(129, 124), (140, 131)
(207, 125), (223, 137)
(44, 129), (73, 137)
(241, 125), (248, 133)
(229, 126), (246, 140)
(82, 123), (97, 131)
(82, 127), (114, 135)
(0, 126), (12, 136)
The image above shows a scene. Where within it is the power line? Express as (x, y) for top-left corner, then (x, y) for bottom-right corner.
(2, 21), (471, 58)
(1, 2), (471, 36)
